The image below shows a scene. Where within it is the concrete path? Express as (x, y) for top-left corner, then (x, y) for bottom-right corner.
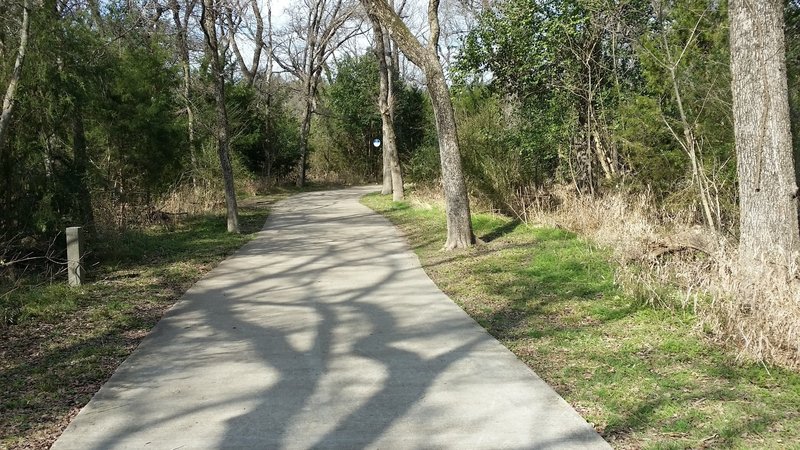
(52, 186), (609, 450)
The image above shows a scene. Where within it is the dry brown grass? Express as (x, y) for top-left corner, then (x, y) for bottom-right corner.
(158, 184), (223, 215)
(704, 253), (800, 370)
(158, 179), (258, 216)
(516, 185), (662, 261)
(511, 184), (800, 370)
(91, 176), (263, 233)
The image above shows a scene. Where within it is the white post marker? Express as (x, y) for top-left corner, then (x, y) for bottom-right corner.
(66, 226), (85, 286)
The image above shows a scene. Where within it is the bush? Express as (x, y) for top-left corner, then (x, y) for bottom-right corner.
(453, 87), (559, 214)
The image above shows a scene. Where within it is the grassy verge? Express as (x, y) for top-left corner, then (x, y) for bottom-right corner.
(361, 193), (800, 450)
(0, 193), (287, 449)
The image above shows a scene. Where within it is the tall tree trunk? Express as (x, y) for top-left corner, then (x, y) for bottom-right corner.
(294, 3), (319, 189)
(370, 14), (403, 200)
(425, 60), (473, 248)
(0, 0), (31, 155)
(297, 78), (314, 187)
(379, 58), (392, 195)
(202, 0), (240, 233)
(361, 0), (474, 249)
(272, 0), (358, 188)
(225, 0), (264, 88)
(263, 0), (274, 183)
(730, 0), (800, 269)
(573, 102), (595, 196)
(584, 58), (612, 184)
(385, 49), (404, 202)
(169, 0), (197, 187)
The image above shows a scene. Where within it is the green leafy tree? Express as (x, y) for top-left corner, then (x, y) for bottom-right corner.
(315, 53), (429, 182)
(457, 0), (650, 195)
(634, 0), (734, 229)
(1, 2), (190, 238)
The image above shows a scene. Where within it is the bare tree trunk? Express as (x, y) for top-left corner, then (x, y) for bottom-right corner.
(361, 0), (474, 249)
(169, 0), (198, 187)
(202, 0), (240, 233)
(296, 69), (319, 187)
(226, 0), (276, 186)
(294, 0), (321, 189)
(385, 50), (404, 201)
(380, 6), (394, 195)
(587, 109), (612, 181)
(653, 6), (720, 230)
(649, 5), (719, 231)
(730, 0), (800, 269)
(667, 64), (717, 231)
(0, 0), (31, 155)
(427, 61), (473, 248)
(584, 57), (612, 183)
(380, 131), (392, 193)
(225, 0), (264, 88)
(573, 103), (595, 196)
(272, 0), (360, 188)
(370, 14), (403, 200)
(263, 0), (274, 183)
(297, 94), (313, 187)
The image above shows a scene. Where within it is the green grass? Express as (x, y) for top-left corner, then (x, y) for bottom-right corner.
(0, 196), (281, 449)
(361, 193), (800, 449)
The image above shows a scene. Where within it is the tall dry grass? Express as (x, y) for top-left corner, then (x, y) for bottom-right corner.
(705, 253), (800, 370)
(158, 177), (259, 216)
(505, 184), (799, 370)
(90, 175), (262, 235)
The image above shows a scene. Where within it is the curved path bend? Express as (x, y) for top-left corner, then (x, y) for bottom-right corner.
(52, 186), (609, 449)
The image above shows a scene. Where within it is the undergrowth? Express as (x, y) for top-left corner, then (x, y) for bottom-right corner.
(515, 185), (800, 370)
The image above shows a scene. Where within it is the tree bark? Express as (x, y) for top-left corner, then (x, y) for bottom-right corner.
(361, 0), (474, 248)
(730, 0), (800, 269)
(381, 128), (392, 194)
(297, 91), (313, 187)
(296, 65), (320, 187)
(169, 0), (198, 186)
(0, 0), (31, 155)
(263, 0), (275, 182)
(426, 61), (473, 248)
(379, 21), (392, 195)
(202, 0), (240, 233)
(370, 14), (403, 200)
(294, 0), (322, 188)
(573, 100), (595, 196)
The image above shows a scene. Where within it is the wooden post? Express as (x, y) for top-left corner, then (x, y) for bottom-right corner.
(66, 226), (84, 286)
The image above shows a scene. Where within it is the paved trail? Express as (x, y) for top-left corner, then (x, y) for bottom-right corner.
(52, 186), (609, 449)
